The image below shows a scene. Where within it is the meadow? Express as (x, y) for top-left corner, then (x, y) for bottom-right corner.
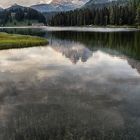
(0, 33), (48, 49)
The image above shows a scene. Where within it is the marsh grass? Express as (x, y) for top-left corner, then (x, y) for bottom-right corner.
(0, 33), (48, 49)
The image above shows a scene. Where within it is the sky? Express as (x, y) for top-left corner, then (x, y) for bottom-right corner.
(0, 0), (52, 8)
(0, 0), (88, 8)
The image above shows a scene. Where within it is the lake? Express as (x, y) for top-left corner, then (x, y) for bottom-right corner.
(0, 27), (140, 140)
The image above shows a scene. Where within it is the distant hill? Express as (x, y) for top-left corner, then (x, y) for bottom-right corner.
(0, 4), (46, 26)
(31, 1), (80, 22)
(6, 4), (25, 11)
(31, 2), (78, 13)
(83, 0), (128, 9)
(0, 7), (3, 11)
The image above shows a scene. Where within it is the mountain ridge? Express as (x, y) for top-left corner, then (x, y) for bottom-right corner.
(83, 0), (128, 9)
(31, 2), (80, 13)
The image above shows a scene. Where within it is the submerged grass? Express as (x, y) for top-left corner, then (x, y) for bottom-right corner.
(0, 33), (48, 49)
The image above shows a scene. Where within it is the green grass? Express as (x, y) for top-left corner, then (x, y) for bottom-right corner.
(0, 33), (48, 50)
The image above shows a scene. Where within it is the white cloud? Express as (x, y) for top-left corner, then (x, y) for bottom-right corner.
(39, 0), (52, 4)
(0, 0), (52, 8)
(0, 0), (88, 8)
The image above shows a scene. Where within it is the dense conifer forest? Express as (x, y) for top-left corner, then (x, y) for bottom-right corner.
(48, 0), (140, 26)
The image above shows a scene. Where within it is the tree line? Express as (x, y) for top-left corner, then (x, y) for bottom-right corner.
(48, 0), (140, 26)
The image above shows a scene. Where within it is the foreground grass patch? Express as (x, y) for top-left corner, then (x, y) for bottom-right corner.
(0, 33), (48, 49)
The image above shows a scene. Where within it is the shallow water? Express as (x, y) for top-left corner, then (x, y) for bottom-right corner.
(0, 28), (140, 140)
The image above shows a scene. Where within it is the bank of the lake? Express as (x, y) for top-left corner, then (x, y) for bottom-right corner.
(0, 33), (48, 50)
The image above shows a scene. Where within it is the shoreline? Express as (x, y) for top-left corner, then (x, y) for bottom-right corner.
(0, 26), (139, 32)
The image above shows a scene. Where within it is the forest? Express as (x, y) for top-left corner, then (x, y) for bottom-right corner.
(48, 0), (140, 26)
(0, 7), (46, 26)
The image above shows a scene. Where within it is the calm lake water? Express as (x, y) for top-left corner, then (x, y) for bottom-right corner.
(0, 27), (140, 140)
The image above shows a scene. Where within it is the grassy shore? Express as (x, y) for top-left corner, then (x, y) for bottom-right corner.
(0, 33), (48, 50)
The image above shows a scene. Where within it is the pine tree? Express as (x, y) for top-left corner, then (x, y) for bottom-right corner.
(136, 4), (140, 25)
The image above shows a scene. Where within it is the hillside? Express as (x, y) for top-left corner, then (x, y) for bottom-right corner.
(31, 1), (80, 22)
(49, 0), (140, 26)
(0, 4), (46, 26)
(31, 0), (87, 13)
(0, 7), (3, 11)
(31, 3), (78, 13)
(83, 0), (128, 9)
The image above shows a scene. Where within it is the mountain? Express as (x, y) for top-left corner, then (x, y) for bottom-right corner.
(0, 7), (3, 11)
(31, 1), (79, 21)
(6, 4), (25, 11)
(30, 1), (86, 21)
(83, 0), (128, 9)
(31, 0), (89, 13)
(0, 4), (46, 26)
(31, 2), (79, 13)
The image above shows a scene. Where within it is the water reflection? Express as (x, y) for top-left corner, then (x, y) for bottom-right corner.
(49, 41), (93, 64)
(0, 44), (139, 139)
(48, 31), (140, 60)
(0, 28), (140, 140)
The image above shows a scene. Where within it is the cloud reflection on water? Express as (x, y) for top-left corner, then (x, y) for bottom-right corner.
(0, 42), (140, 139)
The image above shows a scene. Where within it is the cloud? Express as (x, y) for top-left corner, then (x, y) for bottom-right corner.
(0, 0), (88, 8)
(39, 0), (52, 4)
(0, 0), (52, 8)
